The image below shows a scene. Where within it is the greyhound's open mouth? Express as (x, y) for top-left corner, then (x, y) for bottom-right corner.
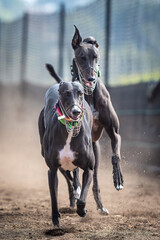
(70, 114), (82, 121)
(83, 79), (94, 87)
(70, 107), (83, 121)
(79, 72), (96, 88)
(73, 60), (97, 95)
(79, 74), (97, 95)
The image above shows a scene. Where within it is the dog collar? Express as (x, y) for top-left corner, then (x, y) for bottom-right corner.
(55, 101), (72, 122)
(55, 101), (84, 137)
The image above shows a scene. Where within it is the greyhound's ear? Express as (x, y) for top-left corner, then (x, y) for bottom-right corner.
(59, 81), (65, 88)
(72, 25), (82, 49)
(58, 82), (62, 92)
(94, 40), (99, 48)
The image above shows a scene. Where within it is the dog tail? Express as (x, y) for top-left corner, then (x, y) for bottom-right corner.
(45, 63), (63, 83)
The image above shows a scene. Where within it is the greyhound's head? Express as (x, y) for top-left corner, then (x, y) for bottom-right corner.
(71, 25), (100, 94)
(58, 81), (84, 121)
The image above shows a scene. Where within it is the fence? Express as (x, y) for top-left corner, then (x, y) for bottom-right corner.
(108, 82), (160, 169)
(0, 0), (160, 86)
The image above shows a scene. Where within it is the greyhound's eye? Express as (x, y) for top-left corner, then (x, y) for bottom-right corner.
(78, 90), (83, 96)
(93, 55), (98, 59)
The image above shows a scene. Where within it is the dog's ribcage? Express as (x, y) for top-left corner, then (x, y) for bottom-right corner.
(59, 134), (77, 171)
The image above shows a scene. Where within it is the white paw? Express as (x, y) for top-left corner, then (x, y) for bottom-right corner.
(116, 184), (123, 190)
(98, 207), (109, 215)
(74, 186), (81, 199)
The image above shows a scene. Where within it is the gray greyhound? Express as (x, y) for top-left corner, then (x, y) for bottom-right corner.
(38, 75), (95, 226)
(44, 65), (83, 207)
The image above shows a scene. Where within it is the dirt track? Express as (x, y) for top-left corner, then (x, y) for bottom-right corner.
(0, 86), (160, 240)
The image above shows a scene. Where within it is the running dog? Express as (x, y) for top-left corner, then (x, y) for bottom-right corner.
(38, 71), (95, 226)
(71, 26), (124, 214)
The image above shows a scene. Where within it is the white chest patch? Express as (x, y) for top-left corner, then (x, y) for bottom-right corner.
(59, 134), (76, 171)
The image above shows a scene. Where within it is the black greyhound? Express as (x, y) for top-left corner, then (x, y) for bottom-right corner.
(46, 26), (124, 215)
(44, 65), (84, 207)
(71, 26), (124, 205)
(38, 75), (95, 226)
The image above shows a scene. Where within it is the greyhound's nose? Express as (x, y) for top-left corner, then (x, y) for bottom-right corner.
(72, 108), (81, 116)
(88, 77), (95, 82)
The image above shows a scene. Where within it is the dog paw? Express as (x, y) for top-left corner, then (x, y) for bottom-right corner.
(77, 208), (87, 217)
(76, 199), (87, 217)
(113, 168), (124, 191)
(52, 214), (60, 227)
(112, 156), (124, 191)
(74, 186), (81, 199)
(98, 207), (109, 215)
(116, 184), (123, 191)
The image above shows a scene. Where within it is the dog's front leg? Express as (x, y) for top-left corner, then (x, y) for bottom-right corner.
(48, 169), (60, 227)
(100, 99), (124, 191)
(76, 169), (93, 217)
(105, 124), (124, 191)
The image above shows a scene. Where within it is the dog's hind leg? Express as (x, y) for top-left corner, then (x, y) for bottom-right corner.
(38, 108), (45, 157)
(59, 168), (75, 207)
(48, 168), (60, 227)
(92, 141), (109, 215)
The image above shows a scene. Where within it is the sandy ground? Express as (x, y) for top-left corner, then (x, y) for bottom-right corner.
(0, 86), (160, 240)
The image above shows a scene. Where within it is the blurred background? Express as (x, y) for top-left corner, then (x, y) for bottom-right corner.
(0, 0), (160, 190)
(0, 2), (160, 239)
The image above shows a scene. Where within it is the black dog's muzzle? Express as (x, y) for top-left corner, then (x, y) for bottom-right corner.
(71, 106), (82, 119)
(59, 101), (84, 122)
(74, 60), (98, 95)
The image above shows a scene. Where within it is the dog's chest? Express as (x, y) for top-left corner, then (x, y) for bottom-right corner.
(58, 135), (77, 171)
(91, 105), (100, 131)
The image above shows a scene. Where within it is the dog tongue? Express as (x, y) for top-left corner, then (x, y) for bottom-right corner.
(86, 82), (93, 87)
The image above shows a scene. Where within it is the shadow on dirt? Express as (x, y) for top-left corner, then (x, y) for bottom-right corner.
(45, 229), (66, 236)
(59, 207), (76, 214)
(44, 226), (78, 237)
